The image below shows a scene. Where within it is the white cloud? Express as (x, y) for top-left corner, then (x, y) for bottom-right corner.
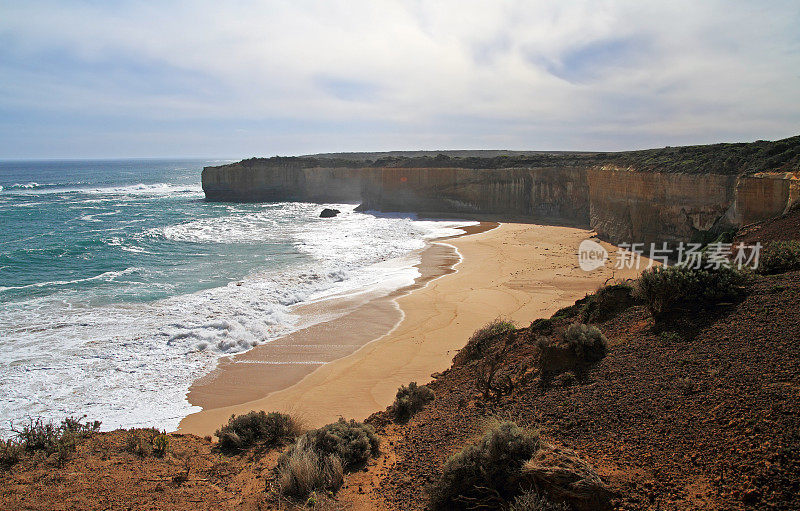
(0, 0), (798, 156)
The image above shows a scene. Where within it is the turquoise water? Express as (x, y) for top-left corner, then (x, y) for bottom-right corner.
(0, 159), (472, 432)
(1, 159), (275, 304)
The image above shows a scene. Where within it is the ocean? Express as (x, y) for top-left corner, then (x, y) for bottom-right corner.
(0, 159), (472, 433)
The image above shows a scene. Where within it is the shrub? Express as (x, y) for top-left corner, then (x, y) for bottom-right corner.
(580, 283), (635, 322)
(275, 419), (379, 499)
(124, 431), (152, 457)
(633, 264), (749, 317)
(530, 318), (554, 335)
(122, 427), (172, 458)
(509, 491), (571, 511)
(428, 421), (540, 510)
(122, 428), (159, 457)
(276, 436), (344, 499)
(758, 241), (800, 274)
(563, 323), (607, 364)
(215, 411), (301, 452)
(455, 318), (516, 364)
(54, 434), (78, 466)
(13, 416), (100, 457)
(476, 342), (516, 402)
(60, 415), (102, 438)
(0, 438), (23, 468)
(552, 300), (585, 320)
(659, 331), (683, 343)
(392, 382), (434, 422)
(300, 419), (379, 470)
(152, 434), (170, 458)
(537, 324), (607, 385)
(15, 418), (60, 453)
(549, 283), (635, 325)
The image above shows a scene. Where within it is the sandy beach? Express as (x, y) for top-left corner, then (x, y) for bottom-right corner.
(178, 222), (644, 436)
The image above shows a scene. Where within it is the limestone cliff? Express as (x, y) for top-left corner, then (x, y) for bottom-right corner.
(357, 166), (589, 225)
(202, 163), (366, 203)
(586, 169), (740, 245)
(203, 137), (800, 244)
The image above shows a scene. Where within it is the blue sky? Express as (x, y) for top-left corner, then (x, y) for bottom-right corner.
(1, 1), (799, 159)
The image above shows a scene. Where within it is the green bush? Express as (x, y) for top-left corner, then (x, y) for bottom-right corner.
(123, 431), (152, 457)
(428, 421), (540, 510)
(122, 428), (166, 457)
(552, 302), (583, 320)
(564, 323), (607, 364)
(509, 491), (571, 511)
(392, 382), (434, 423)
(13, 416), (100, 456)
(152, 434), (170, 458)
(16, 418), (60, 453)
(300, 419), (379, 470)
(455, 318), (516, 364)
(215, 411), (301, 452)
(580, 283), (635, 322)
(758, 241), (800, 274)
(60, 415), (102, 437)
(0, 438), (23, 468)
(550, 283), (635, 324)
(275, 419), (379, 499)
(529, 318), (554, 335)
(633, 264), (749, 317)
(276, 436), (344, 499)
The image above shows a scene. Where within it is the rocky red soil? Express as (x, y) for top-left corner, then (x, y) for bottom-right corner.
(736, 204), (800, 245)
(366, 274), (800, 510)
(0, 431), (284, 511)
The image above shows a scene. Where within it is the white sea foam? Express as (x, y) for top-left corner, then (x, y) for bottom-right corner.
(0, 267), (142, 292)
(2, 181), (203, 198)
(83, 183), (204, 197)
(0, 203), (475, 435)
(9, 182), (41, 189)
(158, 212), (280, 244)
(79, 209), (122, 222)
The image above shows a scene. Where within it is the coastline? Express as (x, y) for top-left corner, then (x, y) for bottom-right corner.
(178, 222), (645, 436)
(183, 222), (495, 412)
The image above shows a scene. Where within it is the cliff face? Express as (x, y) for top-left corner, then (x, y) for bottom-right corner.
(586, 169), (740, 245)
(358, 166), (589, 225)
(735, 173), (800, 226)
(202, 164), (365, 203)
(202, 162), (799, 244)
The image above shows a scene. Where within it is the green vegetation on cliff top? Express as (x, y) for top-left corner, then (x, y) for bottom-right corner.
(227, 134), (800, 175)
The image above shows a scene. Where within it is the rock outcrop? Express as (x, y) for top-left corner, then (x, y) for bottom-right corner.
(319, 208), (340, 218)
(202, 163), (365, 203)
(521, 444), (614, 511)
(357, 166), (590, 226)
(203, 139), (800, 244)
(204, 163), (798, 245)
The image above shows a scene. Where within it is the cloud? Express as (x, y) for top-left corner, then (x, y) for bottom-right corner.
(535, 36), (654, 84)
(0, 0), (798, 157)
(314, 76), (382, 102)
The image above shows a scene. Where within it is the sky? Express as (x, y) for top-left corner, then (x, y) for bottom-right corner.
(1, 1), (799, 159)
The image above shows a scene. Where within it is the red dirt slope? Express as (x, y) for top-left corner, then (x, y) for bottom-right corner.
(367, 273), (800, 510)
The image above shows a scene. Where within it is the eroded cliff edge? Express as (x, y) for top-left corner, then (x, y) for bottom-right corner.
(203, 137), (800, 244)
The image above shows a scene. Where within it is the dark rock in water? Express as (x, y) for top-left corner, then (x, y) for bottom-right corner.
(320, 208), (341, 218)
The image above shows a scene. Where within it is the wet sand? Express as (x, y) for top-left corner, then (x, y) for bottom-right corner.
(183, 223), (493, 411)
(178, 222), (643, 435)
